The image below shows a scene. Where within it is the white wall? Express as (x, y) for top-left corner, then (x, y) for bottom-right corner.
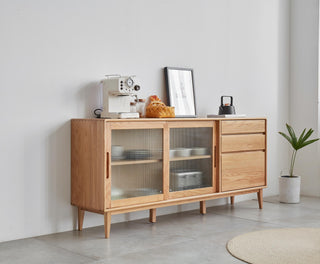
(290, 0), (320, 197)
(0, 0), (289, 242)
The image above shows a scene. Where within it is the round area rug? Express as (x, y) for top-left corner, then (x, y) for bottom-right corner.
(227, 228), (320, 264)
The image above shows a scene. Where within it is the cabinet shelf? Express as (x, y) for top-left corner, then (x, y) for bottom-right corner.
(170, 155), (211, 162)
(111, 159), (162, 166)
(111, 155), (212, 165)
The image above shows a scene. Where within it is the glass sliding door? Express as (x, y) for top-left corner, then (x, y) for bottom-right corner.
(169, 126), (214, 194)
(110, 128), (163, 202)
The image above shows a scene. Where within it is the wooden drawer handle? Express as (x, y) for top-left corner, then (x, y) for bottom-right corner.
(214, 146), (217, 168)
(107, 152), (110, 179)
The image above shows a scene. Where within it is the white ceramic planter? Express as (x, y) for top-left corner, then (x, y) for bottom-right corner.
(279, 176), (301, 203)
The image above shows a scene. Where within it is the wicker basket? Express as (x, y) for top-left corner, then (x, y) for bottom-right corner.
(146, 101), (175, 118)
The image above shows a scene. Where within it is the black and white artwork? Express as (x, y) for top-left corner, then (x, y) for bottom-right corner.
(164, 67), (196, 117)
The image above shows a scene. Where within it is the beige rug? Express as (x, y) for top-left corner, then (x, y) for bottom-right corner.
(227, 228), (320, 264)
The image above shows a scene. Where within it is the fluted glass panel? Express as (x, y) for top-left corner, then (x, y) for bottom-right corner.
(170, 127), (212, 192)
(111, 129), (163, 200)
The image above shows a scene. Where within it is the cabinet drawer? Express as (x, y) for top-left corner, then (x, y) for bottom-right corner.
(222, 134), (265, 152)
(221, 151), (265, 191)
(221, 120), (265, 134)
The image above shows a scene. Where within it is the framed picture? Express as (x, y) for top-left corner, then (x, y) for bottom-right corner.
(164, 67), (197, 117)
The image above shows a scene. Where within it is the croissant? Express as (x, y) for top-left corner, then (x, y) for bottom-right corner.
(145, 95), (175, 118)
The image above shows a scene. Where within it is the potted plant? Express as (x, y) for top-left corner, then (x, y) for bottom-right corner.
(278, 124), (319, 203)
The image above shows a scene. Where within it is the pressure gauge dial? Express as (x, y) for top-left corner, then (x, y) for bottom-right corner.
(126, 77), (134, 87)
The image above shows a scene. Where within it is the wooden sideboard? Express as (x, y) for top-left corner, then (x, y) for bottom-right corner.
(71, 118), (267, 238)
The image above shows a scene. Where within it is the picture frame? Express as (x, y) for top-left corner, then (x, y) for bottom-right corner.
(164, 67), (197, 117)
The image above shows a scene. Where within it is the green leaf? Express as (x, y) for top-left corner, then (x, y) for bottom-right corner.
(298, 138), (320, 149)
(301, 128), (314, 143)
(278, 131), (293, 146)
(297, 128), (306, 146)
(286, 124), (298, 150)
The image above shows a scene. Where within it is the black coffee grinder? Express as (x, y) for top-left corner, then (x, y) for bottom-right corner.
(219, 96), (236, 115)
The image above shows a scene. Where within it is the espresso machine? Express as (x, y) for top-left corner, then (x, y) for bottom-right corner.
(100, 75), (141, 119)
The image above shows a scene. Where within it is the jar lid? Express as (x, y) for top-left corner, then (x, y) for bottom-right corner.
(138, 99), (146, 102)
(130, 102), (136, 105)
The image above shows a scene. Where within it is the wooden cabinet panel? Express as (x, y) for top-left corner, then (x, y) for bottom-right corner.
(71, 120), (105, 211)
(221, 151), (265, 191)
(111, 194), (164, 208)
(221, 134), (265, 152)
(221, 120), (265, 134)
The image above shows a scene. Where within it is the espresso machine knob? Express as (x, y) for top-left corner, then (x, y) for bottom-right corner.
(126, 77), (134, 87)
(134, 85), (140, 91)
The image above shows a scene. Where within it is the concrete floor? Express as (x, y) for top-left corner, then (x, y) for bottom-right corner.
(1, 196), (320, 264)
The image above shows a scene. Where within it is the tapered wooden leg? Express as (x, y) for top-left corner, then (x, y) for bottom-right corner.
(104, 212), (111, 238)
(149, 208), (156, 223)
(200, 201), (206, 215)
(230, 196), (235, 205)
(257, 189), (263, 209)
(78, 208), (85, 231)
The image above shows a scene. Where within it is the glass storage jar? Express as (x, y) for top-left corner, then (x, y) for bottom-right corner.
(136, 99), (146, 118)
(130, 102), (137, 113)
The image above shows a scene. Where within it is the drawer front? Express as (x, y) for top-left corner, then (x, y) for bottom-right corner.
(222, 134), (265, 152)
(221, 120), (265, 134)
(221, 151), (265, 191)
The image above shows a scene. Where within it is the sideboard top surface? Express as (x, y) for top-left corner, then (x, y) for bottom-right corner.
(71, 117), (266, 122)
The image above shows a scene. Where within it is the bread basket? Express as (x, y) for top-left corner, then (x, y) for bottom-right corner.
(145, 98), (175, 118)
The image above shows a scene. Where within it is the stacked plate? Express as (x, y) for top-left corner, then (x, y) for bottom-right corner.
(111, 187), (125, 200)
(127, 188), (161, 197)
(170, 147), (207, 158)
(125, 149), (152, 160)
